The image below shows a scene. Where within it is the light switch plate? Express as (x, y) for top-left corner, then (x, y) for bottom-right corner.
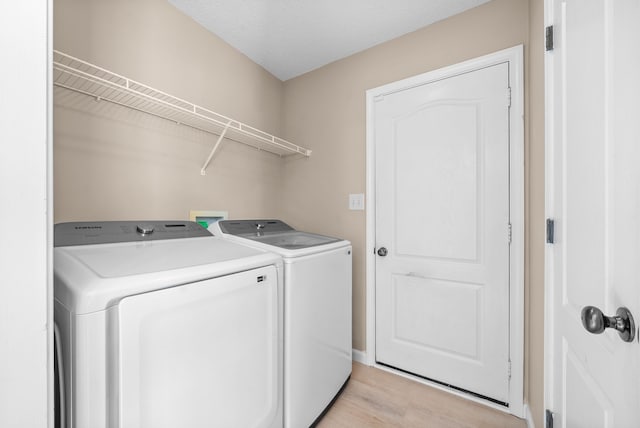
(349, 193), (365, 210)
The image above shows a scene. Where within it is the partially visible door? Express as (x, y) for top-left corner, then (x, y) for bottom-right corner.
(546, 0), (640, 426)
(374, 62), (512, 403)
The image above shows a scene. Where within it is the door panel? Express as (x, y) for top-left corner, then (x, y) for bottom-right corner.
(548, 0), (640, 426)
(563, 0), (606, 312)
(395, 102), (479, 261)
(564, 348), (612, 428)
(375, 62), (511, 402)
(393, 275), (481, 358)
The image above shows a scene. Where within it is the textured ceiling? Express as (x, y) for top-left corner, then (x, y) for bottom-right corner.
(168, 0), (491, 81)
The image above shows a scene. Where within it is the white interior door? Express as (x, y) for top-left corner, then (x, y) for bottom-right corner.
(374, 61), (512, 403)
(546, 1), (640, 427)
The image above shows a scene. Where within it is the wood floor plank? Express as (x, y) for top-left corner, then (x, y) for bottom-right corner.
(315, 363), (526, 428)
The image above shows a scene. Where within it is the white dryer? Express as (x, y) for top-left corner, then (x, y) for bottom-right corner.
(209, 219), (352, 428)
(54, 221), (283, 428)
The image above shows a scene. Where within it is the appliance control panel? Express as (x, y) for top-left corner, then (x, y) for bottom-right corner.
(217, 219), (294, 236)
(54, 221), (211, 247)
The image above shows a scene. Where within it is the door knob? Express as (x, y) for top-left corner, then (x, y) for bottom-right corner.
(377, 247), (388, 257)
(581, 306), (636, 343)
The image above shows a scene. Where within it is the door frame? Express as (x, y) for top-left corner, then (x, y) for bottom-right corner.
(364, 45), (525, 417)
(543, 1), (555, 423)
(1, 0), (53, 427)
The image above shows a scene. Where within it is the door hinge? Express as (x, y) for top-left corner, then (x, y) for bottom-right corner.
(546, 409), (555, 428)
(508, 223), (512, 244)
(546, 25), (554, 51)
(546, 218), (555, 244)
(507, 87), (512, 108)
(507, 360), (512, 379)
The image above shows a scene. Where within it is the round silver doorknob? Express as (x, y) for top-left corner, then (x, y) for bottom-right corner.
(581, 306), (636, 343)
(377, 247), (388, 257)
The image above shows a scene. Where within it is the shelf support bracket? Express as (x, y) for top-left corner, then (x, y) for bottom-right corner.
(200, 121), (232, 175)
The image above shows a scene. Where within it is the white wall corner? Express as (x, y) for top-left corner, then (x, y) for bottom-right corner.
(352, 349), (368, 365)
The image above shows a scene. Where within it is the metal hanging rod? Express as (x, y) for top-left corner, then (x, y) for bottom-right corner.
(52, 50), (311, 173)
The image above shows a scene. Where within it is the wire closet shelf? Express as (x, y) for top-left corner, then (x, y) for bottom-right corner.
(52, 50), (312, 174)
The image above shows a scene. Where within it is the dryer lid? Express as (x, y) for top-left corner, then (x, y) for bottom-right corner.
(246, 231), (340, 249)
(213, 219), (341, 249)
(216, 219), (294, 235)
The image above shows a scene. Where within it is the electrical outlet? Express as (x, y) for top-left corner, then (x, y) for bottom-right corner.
(349, 193), (365, 211)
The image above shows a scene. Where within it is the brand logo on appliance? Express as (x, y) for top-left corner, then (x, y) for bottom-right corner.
(74, 226), (102, 230)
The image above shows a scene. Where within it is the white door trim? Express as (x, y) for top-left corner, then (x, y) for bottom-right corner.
(365, 45), (525, 417)
(543, 2), (554, 424)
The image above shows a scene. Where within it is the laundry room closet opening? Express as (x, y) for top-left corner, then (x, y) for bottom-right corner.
(51, 0), (538, 423)
(365, 46), (525, 416)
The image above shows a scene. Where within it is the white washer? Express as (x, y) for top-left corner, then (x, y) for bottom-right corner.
(209, 219), (352, 428)
(54, 221), (283, 428)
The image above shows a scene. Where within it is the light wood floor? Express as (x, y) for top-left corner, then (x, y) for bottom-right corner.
(316, 363), (526, 428)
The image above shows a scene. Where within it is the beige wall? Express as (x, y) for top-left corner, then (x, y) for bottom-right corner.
(281, 0), (544, 425)
(527, 0), (545, 425)
(53, 0), (286, 222)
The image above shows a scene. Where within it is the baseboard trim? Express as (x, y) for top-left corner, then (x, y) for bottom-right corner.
(352, 349), (368, 365)
(524, 403), (536, 428)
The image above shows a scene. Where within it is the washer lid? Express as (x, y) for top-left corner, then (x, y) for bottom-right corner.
(54, 236), (281, 314)
(214, 219), (341, 248)
(210, 219), (350, 257)
(245, 231), (340, 249)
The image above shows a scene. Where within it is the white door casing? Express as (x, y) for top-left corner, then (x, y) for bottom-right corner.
(0, 1), (53, 427)
(545, 1), (640, 427)
(366, 46), (524, 415)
